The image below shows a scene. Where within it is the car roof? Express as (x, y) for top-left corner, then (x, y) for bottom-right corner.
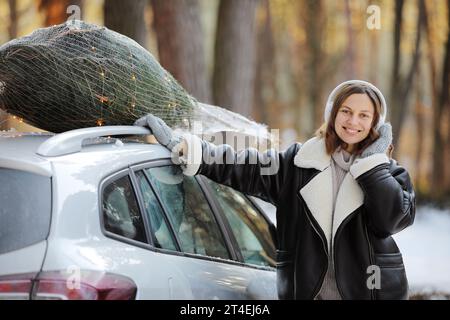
(0, 129), (171, 177)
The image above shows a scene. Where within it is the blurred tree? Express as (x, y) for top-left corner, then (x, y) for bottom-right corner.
(301, 0), (327, 129)
(213, 0), (258, 117)
(1, 0), (18, 130)
(422, 0), (445, 195)
(151, 0), (211, 103)
(367, 0), (380, 84)
(344, 0), (356, 78)
(104, 0), (147, 48)
(413, 63), (426, 191)
(8, 0), (17, 39)
(442, 0), (450, 192)
(0, 112), (7, 130)
(390, 0), (423, 149)
(421, 0), (450, 196)
(38, 0), (83, 26)
(253, 0), (277, 127)
(267, 0), (305, 138)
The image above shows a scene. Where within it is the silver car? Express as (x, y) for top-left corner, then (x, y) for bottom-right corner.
(0, 126), (277, 300)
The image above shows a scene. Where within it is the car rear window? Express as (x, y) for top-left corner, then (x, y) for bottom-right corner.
(102, 174), (147, 243)
(0, 168), (51, 254)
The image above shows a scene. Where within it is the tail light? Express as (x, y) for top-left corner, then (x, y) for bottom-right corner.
(0, 270), (137, 300)
(0, 273), (34, 300)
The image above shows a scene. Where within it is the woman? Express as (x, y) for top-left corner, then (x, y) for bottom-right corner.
(134, 80), (415, 300)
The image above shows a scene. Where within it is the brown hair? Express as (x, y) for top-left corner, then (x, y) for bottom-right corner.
(316, 83), (382, 156)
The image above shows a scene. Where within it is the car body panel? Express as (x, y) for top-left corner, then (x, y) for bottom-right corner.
(0, 241), (47, 276)
(0, 134), (53, 176)
(0, 132), (278, 299)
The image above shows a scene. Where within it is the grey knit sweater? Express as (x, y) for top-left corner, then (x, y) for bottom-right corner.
(316, 148), (356, 300)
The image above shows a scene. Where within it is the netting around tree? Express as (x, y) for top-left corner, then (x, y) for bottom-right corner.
(0, 20), (196, 133)
(0, 20), (273, 146)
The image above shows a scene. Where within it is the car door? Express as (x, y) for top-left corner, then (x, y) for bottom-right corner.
(131, 161), (268, 299)
(100, 169), (189, 299)
(199, 177), (278, 299)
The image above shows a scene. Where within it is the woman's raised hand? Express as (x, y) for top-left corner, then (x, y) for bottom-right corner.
(134, 114), (183, 151)
(361, 123), (393, 158)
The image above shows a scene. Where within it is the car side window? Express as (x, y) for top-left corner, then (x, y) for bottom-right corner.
(102, 174), (147, 243)
(205, 179), (276, 267)
(145, 166), (230, 260)
(135, 170), (177, 251)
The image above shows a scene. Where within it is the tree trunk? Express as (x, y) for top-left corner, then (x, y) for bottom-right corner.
(391, 0), (403, 97)
(213, 0), (258, 117)
(413, 65), (425, 191)
(390, 0), (403, 145)
(8, 0), (17, 39)
(344, 0), (356, 78)
(390, 0), (423, 150)
(253, 0), (276, 127)
(151, 0), (211, 103)
(1, 0), (18, 130)
(38, 0), (83, 26)
(422, 0), (446, 195)
(367, 0), (380, 84)
(302, 0), (326, 129)
(442, 0), (450, 191)
(104, 0), (147, 48)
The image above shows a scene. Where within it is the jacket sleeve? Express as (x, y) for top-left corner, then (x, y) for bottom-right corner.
(178, 133), (300, 206)
(349, 153), (416, 237)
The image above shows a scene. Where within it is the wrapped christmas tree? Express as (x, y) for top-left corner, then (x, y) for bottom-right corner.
(0, 20), (273, 148)
(0, 20), (196, 133)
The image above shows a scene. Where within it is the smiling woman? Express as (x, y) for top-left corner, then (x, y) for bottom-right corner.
(316, 81), (387, 156)
(134, 79), (415, 300)
(335, 94), (374, 152)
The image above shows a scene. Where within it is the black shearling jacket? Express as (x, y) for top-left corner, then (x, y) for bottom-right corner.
(182, 135), (416, 300)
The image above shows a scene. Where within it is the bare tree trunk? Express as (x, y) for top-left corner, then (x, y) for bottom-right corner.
(390, 0), (404, 134)
(390, 0), (423, 150)
(1, 0), (18, 130)
(367, 0), (380, 84)
(442, 0), (450, 192)
(368, 34), (380, 84)
(8, 0), (17, 39)
(38, 0), (83, 26)
(414, 65), (425, 191)
(344, 0), (356, 78)
(104, 0), (147, 48)
(421, 0), (446, 195)
(213, 0), (258, 117)
(253, 0), (276, 127)
(390, 0), (403, 114)
(151, 0), (211, 103)
(302, 0), (326, 129)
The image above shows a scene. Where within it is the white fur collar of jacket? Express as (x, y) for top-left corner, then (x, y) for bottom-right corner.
(293, 136), (331, 171)
(292, 136), (390, 248)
